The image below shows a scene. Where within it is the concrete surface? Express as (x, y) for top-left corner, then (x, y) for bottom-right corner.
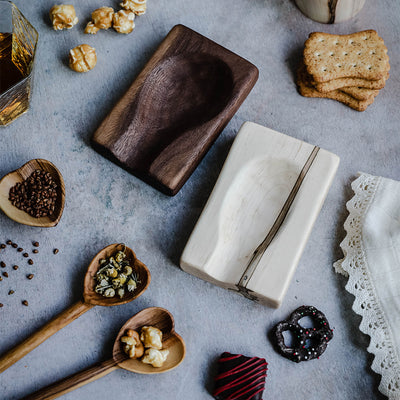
(0, 0), (399, 399)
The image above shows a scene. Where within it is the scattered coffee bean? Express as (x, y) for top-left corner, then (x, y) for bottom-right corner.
(13, 265), (19, 270)
(32, 249), (38, 254)
(3, 272), (8, 278)
(0, 276), (2, 281)
(0, 244), (6, 249)
(0, 261), (5, 268)
(0, 303), (3, 308)
(33, 241), (39, 247)
(9, 170), (58, 218)
(27, 274), (34, 280)
(17, 247), (23, 252)
(8, 290), (14, 295)
(22, 300), (29, 306)
(6, 240), (12, 245)
(11, 243), (18, 248)
(23, 253), (28, 258)
(53, 248), (59, 255)
(28, 259), (33, 265)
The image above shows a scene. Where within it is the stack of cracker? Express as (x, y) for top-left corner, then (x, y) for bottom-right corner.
(297, 30), (390, 111)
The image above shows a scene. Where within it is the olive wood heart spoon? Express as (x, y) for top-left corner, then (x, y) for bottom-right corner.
(0, 243), (151, 374)
(24, 307), (186, 400)
(0, 159), (65, 227)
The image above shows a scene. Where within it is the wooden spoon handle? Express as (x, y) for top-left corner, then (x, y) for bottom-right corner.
(22, 358), (119, 400)
(0, 300), (93, 374)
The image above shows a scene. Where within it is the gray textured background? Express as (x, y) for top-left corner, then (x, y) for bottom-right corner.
(0, 0), (399, 399)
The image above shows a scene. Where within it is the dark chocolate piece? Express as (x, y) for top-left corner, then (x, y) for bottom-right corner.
(213, 352), (267, 400)
(92, 24), (258, 196)
(271, 305), (333, 363)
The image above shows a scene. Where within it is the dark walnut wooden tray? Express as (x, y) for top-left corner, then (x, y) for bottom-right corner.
(92, 24), (258, 196)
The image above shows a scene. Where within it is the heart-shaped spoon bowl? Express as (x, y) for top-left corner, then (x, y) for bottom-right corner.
(83, 243), (151, 307)
(113, 307), (186, 374)
(0, 159), (65, 227)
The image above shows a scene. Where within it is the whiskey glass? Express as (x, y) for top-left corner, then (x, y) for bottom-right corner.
(0, 1), (38, 126)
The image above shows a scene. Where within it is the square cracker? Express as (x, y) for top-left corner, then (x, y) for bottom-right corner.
(312, 73), (388, 93)
(304, 30), (390, 83)
(297, 64), (378, 112)
(340, 86), (379, 101)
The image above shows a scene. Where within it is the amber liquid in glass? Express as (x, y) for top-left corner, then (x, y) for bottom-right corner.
(0, 32), (31, 125)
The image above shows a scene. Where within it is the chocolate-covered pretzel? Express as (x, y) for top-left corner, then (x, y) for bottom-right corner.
(271, 305), (333, 363)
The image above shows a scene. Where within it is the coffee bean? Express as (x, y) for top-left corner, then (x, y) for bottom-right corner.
(23, 253), (28, 258)
(27, 274), (34, 280)
(11, 243), (17, 248)
(28, 259), (33, 265)
(9, 170), (58, 218)
(8, 290), (14, 295)
(0, 303), (3, 308)
(6, 240), (12, 245)
(0, 261), (5, 268)
(17, 248), (23, 252)
(22, 300), (28, 306)
(53, 249), (59, 255)
(3, 272), (8, 278)
(0, 244), (6, 249)
(33, 249), (38, 254)
(33, 241), (39, 247)
(13, 265), (19, 270)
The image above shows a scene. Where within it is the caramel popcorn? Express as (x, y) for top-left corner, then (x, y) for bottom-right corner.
(69, 44), (97, 73)
(113, 10), (135, 34)
(140, 326), (163, 350)
(84, 21), (100, 35)
(120, 0), (147, 16)
(49, 4), (78, 31)
(91, 6), (114, 30)
(141, 348), (169, 368)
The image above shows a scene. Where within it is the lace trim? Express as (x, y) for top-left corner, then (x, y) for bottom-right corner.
(334, 173), (400, 399)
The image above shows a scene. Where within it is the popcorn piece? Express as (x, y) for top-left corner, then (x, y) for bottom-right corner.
(85, 21), (100, 35)
(120, 0), (147, 16)
(140, 326), (162, 350)
(113, 10), (135, 34)
(121, 329), (144, 359)
(92, 6), (114, 30)
(49, 4), (78, 31)
(141, 348), (169, 368)
(69, 44), (97, 73)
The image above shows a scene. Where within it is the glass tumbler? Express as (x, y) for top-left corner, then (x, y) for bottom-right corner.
(0, 1), (38, 126)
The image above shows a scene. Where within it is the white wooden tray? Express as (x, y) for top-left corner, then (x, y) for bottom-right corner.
(180, 122), (340, 307)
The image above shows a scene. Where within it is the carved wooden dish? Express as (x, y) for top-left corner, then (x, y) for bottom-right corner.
(24, 308), (185, 400)
(0, 159), (65, 227)
(0, 244), (151, 375)
(92, 24), (258, 196)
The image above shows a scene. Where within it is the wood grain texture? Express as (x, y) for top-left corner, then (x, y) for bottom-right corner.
(22, 358), (119, 400)
(0, 300), (93, 374)
(114, 307), (186, 374)
(23, 308), (185, 399)
(0, 244), (150, 375)
(92, 24), (258, 196)
(180, 122), (340, 307)
(0, 159), (65, 227)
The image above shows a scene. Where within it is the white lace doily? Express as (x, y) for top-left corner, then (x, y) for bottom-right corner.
(334, 173), (400, 400)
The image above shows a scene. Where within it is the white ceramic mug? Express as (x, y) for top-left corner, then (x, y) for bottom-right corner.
(295, 0), (366, 23)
